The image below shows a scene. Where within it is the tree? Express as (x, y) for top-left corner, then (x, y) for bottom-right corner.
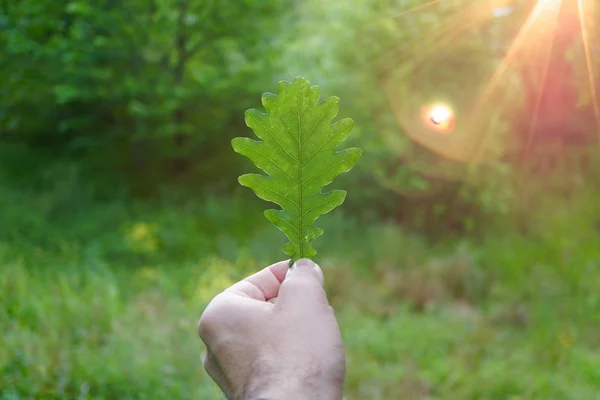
(0, 0), (287, 192)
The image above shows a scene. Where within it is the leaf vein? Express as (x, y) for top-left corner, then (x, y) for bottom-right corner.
(301, 195), (343, 219)
(271, 212), (300, 234)
(251, 180), (300, 210)
(301, 125), (348, 167)
(235, 144), (299, 183)
(249, 112), (298, 162)
(301, 155), (355, 190)
(274, 104), (300, 144)
(301, 101), (336, 145)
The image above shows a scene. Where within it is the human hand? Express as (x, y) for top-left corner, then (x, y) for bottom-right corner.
(197, 259), (345, 400)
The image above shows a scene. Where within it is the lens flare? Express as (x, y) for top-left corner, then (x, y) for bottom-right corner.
(421, 103), (455, 134)
(577, 0), (600, 143)
(466, 0), (561, 163)
(430, 105), (452, 125)
(539, 0), (561, 7)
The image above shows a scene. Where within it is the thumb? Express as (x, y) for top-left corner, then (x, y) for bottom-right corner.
(276, 258), (328, 309)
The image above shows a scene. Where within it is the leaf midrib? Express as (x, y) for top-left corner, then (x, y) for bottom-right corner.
(297, 86), (304, 257)
(294, 89), (335, 257)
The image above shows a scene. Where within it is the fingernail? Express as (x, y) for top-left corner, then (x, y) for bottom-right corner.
(288, 258), (324, 286)
(287, 258), (313, 277)
(292, 258), (316, 270)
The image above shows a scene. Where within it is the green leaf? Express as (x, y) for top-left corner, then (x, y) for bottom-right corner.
(232, 77), (362, 263)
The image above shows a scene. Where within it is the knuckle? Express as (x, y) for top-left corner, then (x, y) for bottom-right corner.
(198, 309), (219, 339)
(202, 352), (210, 370)
(197, 292), (238, 339)
(197, 314), (210, 339)
(197, 296), (225, 339)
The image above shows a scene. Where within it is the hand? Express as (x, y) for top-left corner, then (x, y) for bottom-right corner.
(197, 259), (345, 400)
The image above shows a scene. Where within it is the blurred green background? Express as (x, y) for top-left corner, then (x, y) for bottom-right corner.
(1, 0), (600, 399)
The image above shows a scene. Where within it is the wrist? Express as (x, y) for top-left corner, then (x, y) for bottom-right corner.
(244, 382), (341, 400)
(241, 360), (343, 400)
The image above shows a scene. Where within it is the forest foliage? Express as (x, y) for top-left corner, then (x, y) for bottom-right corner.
(2, 1), (600, 399)
(1, 0), (598, 232)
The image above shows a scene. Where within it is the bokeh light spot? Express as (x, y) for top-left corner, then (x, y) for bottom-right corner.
(421, 103), (456, 134)
(430, 105), (452, 125)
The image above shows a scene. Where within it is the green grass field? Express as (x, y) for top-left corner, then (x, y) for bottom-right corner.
(1, 178), (600, 399)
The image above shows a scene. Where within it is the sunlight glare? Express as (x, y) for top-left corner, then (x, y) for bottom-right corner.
(471, 0), (557, 116)
(576, 0), (600, 142)
(421, 103), (455, 134)
(430, 105), (452, 125)
(538, 0), (561, 6)
(391, 0), (446, 19)
(523, 0), (561, 158)
(466, 0), (562, 162)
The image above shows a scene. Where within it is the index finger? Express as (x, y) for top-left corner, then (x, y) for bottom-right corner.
(223, 260), (290, 301)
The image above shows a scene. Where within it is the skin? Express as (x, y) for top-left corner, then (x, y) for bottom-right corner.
(197, 259), (345, 400)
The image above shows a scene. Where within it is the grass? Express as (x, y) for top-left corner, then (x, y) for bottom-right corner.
(1, 168), (600, 399)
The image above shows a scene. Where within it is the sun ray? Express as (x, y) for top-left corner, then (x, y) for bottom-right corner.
(378, 1), (490, 79)
(343, 0), (453, 70)
(522, 2), (561, 160)
(470, 2), (549, 118)
(391, 0), (446, 19)
(577, 0), (600, 144)
(466, 0), (561, 163)
(407, 2), (487, 65)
